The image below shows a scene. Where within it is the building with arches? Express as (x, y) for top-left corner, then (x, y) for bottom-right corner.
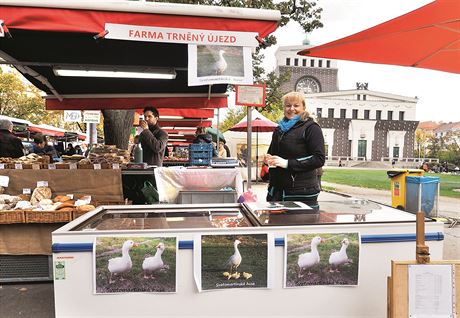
(275, 44), (419, 162)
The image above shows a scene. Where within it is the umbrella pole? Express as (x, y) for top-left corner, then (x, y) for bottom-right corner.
(246, 107), (252, 189)
(255, 130), (259, 184)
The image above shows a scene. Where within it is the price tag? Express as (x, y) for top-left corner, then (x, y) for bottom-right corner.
(66, 194), (74, 199)
(112, 163), (120, 170)
(48, 164), (56, 170)
(14, 163), (23, 170)
(69, 163), (77, 170)
(0, 164), (5, 169)
(93, 163), (101, 170)
(23, 188), (31, 195)
(32, 164), (40, 170)
(0, 176), (9, 187)
(37, 181), (49, 187)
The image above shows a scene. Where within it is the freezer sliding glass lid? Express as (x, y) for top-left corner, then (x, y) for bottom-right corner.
(244, 199), (418, 226)
(72, 206), (253, 231)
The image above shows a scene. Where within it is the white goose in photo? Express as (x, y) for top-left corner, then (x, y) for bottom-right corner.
(297, 236), (323, 277)
(142, 242), (166, 279)
(107, 240), (137, 284)
(213, 49), (227, 75)
(328, 238), (352, 272)
(225, 239), (241, 274)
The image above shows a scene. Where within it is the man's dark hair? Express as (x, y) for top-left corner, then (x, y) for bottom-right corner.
(33, 134), (45, 144)
(143, 106), (159, 118)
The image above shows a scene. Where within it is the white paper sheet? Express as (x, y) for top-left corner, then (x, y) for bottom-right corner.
(408, 264), (454, 318)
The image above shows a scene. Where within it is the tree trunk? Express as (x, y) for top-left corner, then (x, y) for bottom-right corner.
(102, 109), (135, 150)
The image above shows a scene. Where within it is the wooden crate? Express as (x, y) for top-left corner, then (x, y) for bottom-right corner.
(25, 210), (73, 223)
(0, 210), (25, 224)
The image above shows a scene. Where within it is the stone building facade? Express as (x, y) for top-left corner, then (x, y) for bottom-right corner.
(275, 45), (419, 161)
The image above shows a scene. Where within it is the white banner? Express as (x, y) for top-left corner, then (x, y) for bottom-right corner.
(188, 44), (253, 86)
(83, 111), (101, 124)
(64, 110), (82, 123)
(105, 23), (258, 47)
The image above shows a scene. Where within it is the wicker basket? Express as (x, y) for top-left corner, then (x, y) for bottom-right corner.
(25, 210), (74, 223)
(0, 210), (25, 224)
(92, 200), (132, 207)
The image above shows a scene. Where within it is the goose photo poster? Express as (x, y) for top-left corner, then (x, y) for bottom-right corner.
(188, 44), (253, 86)
(93, 236), (177, 294)
(285, 232), (360, 287)
(195, 233), (272, 291)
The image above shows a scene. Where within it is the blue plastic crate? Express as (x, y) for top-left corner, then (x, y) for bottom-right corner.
(189, 143), (213, 166)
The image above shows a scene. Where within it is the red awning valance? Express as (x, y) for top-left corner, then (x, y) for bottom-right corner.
(46, 96), (227, 110)
(28, 126), (65, 137)
(1, 6), (278, 38)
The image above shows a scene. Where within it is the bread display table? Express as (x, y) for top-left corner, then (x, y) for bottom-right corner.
(0, 169), (124, 282)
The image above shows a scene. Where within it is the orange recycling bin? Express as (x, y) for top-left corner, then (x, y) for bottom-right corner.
(386, 169), (424, 210)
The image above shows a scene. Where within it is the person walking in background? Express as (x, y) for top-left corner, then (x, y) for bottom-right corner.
(74, 145), (83, 155)
(0, 119), (24, 158)
(193, 126), (217, 157)
(139, 106), (168, 166)
(223, 142), (231, 157)
(316, 167), (323, 191)
(264, 91), (325, 208)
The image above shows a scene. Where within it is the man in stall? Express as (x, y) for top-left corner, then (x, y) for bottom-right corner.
(0, 119), (24, 158)
(138, 106), (168, 166)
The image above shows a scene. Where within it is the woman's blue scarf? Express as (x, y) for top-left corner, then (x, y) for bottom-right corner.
(278, 116), (301, 132)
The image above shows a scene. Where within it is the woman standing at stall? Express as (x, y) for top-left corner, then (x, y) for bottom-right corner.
(264, 91), (325, 208)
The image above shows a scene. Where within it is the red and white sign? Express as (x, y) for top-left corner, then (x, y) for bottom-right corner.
(105, 23), (258, 47)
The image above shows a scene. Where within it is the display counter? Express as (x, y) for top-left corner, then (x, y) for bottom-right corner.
(52, 198), (444, 318)
(154, 167), (243, 203)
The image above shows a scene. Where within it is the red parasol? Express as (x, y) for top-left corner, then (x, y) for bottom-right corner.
(230, 115), (277, 181)
(298, 0), (460, 74)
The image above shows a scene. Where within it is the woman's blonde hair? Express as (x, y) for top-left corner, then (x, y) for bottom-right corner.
(281, 91), (312, 121)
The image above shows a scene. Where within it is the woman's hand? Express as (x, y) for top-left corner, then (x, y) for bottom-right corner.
(267, 155), (288, 169)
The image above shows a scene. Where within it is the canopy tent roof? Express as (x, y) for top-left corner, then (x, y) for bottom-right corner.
(298, 0), (460, 74)
(0, 0), (280, 110)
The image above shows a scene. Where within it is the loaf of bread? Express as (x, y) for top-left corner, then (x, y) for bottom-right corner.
(57, 207), (74, 212)
(53, 195), (72, 203)
(76, 205), (95, 213)
(55, 201), (75, 210)
(30, 187), (52, 206)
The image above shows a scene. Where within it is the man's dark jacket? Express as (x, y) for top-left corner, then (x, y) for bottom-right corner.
(0, 129), (24, 158)
(139, 124), (168, 166)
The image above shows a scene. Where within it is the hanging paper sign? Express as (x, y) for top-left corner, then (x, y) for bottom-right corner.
(83, 111), (101, 124)
(105, 23), (258, 47)
(0, 176), (9, 187)
(93, 164), (102, 170)
(188, 44), (253, 86)
(64, 110), (82, 123)
(235, 84), (266, 107)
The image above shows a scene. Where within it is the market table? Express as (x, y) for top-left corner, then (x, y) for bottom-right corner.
(0, 169), (124, 282)
(154, 167), (243, 203)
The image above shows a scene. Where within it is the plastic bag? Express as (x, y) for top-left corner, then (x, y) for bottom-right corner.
(237, 188), (258, 203)
(141, 181), (159, 204)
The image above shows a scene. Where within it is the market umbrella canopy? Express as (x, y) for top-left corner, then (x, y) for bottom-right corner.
(206, 127), (226, 143)
(229, 116), (278, 132)
(298, 0), (460, 74)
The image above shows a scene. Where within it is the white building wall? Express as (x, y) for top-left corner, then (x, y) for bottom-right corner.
(322, 128), (335, 158)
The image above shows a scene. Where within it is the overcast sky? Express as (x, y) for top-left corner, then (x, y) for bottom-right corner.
(261, 0), (460, 123)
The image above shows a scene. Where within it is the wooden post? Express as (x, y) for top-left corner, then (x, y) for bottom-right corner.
(415, 211), (430, 264)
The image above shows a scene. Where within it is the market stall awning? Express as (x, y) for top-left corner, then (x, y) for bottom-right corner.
(28, 124), (66, 137)
(298, 0), (460, 74)
(0, 0), (281, 109)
